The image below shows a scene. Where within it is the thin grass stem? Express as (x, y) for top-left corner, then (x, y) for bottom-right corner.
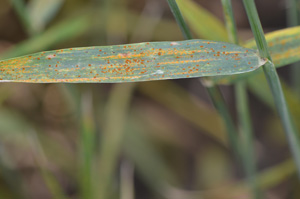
(287, 0), (300, 96)
(166, 0), (193, 40)
(205, 86), (240, 155)
(80, 90), (96, 199)
(288, 0), (299, 27)
(221, 0), (239, 44)
(235, 82), (261, 198)
(242, 0), (300, 179)
(166, 0), (240, 156)
(221, 0), (260, 198)
(97, 83), (136, 199)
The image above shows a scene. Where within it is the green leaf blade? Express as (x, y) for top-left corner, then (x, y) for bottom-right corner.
(0, 40), (265, 83)
(212, 26), (300, 85)
(246, 26), (300, 68)
(176, 0), (228, 41)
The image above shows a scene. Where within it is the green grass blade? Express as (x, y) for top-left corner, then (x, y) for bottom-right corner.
(27, 0), (65, 33)
(235, 82), (261, 198)
(176, 0), (228, 41)
(221, 0), (260, 198)
(0, 40), (265, 83)
(166, 0), (193, 40)
(241, 0), (270, 59)
(288, 0), (300, 27)
(97, 83), (135, 199)
(248, 74), (300, 132)
(213, 26), (300, 84)
(242, 0), (300, 180)
(287, 0), (300, 96)
(205, 85), (240, 155)
(245, 26), (300, 68)
(166, 0), (241, 157)
(221, 0), (238, 44)
(79, 90), (96, 199)
(1, 13), (91, 59)
(9, 0), (34, 36)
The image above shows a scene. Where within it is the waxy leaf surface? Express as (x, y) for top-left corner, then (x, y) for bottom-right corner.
(213, 26), (300, 85)
(0, 40), (265, 83)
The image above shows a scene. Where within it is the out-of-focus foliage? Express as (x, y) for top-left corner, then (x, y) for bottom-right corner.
(0, 0), (298, 199)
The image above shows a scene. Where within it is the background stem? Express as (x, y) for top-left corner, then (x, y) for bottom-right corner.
(221, 0), (260, 198)
(166, 0), (240, 158)
(242, 0), (300, 179)
(287, 0), (300, 96)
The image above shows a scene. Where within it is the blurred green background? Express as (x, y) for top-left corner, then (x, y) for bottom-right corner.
(0, 0), (298, 199)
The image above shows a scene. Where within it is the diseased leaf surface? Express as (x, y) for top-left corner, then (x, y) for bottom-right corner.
(0, 40), (265, 83)
(246, 26), (300, 68)
(212, 26), (300, 85)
